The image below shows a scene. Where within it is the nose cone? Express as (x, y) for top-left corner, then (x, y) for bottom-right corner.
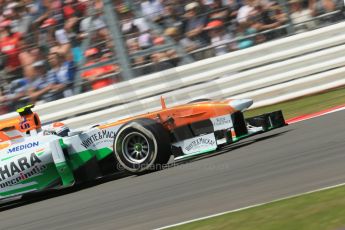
(229, 99), (253, 111)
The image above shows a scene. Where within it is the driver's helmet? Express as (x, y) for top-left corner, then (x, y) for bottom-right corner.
(50, 122), (70, 137)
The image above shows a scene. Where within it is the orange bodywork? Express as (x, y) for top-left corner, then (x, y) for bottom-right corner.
(0, 99), (236, 143)
(0, 112), (41, 143)
(100, 99), (236, 130)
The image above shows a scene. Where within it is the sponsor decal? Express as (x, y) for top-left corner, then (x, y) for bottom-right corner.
(7, 141), (39, 154)
(0, 165), (47, 188)
(43, 130), (55, 136)
(211, 115), (233, 131)
(0, 153), (42, 180)
(20, 117), (30, 130)
(185, 137), (216, 152)
(213, 117), (232, 126)
(81, 130), (115, 149)
(173, 133), (218, 155)
(0, 153), (45, 188)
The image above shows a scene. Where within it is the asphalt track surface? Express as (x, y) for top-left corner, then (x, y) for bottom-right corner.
(1, 110), (345, 230)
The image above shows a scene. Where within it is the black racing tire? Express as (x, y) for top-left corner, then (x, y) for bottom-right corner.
(113, 118), (171, 174)
(187, 98), (211, 104)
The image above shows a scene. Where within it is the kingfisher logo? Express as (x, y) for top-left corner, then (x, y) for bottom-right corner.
(7, 142), (39, 154)
(0, 153), (46, 188)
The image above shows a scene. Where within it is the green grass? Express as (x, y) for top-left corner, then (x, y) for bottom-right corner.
(171, 185), (345, 230)
(245, 87), (345, 120)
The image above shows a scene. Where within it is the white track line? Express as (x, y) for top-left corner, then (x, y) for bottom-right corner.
(287, 105), (345, 124)
(156, 182), (345, 229)
(325, 106), (345, 115)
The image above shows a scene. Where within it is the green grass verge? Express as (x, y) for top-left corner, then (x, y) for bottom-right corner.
(170, 185), (345, 230)
(244, 87), (345, 120)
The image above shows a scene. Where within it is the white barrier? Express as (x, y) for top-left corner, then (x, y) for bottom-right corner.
(1, 22), (345, 128)
(61, 64), (345, 128)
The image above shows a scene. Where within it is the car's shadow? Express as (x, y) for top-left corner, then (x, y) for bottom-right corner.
(0, 172), (131, 212)
(0, 129), (291, 211)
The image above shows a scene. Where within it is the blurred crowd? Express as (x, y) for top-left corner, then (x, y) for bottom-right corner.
(0, 0), (344, 114)
(116, 0), (344, 75)
(0, 0), (120, 114)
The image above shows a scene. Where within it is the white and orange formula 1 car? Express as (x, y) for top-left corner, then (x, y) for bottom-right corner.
(0, 98), (286, 203)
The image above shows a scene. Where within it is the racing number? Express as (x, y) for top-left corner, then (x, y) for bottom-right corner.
(20, 117), (30, 130)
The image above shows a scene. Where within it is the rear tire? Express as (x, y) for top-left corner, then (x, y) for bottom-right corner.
(113, 118), (171, 174)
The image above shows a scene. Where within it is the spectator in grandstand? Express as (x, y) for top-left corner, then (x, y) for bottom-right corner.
(50, 25), (73, 61)
(61, 0), (84, 63)
(0, 77), (28, 110)
(63, 0), (86, 24)
(195, 0), (211, 15)
(0, 91), (8, 114)
(80, 10), (107, 36)
(207, 0), (230, 21)
(79, 8), (110, 46)
(152, 35), (165, 46)
(80, 7), (106, 34)
(0, 19), (22, 80)
(118, 3), (150, 34)
(26, 60), (51, 104)
(127, 38), (141, 54)
(45, 52), (75, 101)
(250, 3), (286, 40)
(175, 1), (208, 59)
(289, 0), (316, 33)
(150, 52), (175, 73)
(0, 50), (6, 72)
(222, 0), (241, 19)
(81, 48), (119, 90)
(126, 38), (153, 76)
(163, 0), (185, 15)
(0, 49), (9, 96)
(119, 6), (154, 56)
(204, 20), (233, 56)
(161, 4), (183, 31)
(310, 0), (343, 23)
(18, 38), (44, 79)
(164, 26), (198, 53)
(310, 0), (337, 15)
(235, 21), (256, 49)
(138, 30), (153, 49)
(120, 8), (140, 35)
(271, 3), (289, 27)
(37, 17), (57, 48)
(236, 0), (255, 24)
(0, 60), (47, 110)
(6, 2), (32, 35)
(140, 0), (164, 22)
(183, 2), (207, 47)
(165, 49), (180, 67)
(24, 0), (42, 20)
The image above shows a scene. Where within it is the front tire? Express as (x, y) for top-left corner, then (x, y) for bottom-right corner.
(113, 118), (171, 174)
